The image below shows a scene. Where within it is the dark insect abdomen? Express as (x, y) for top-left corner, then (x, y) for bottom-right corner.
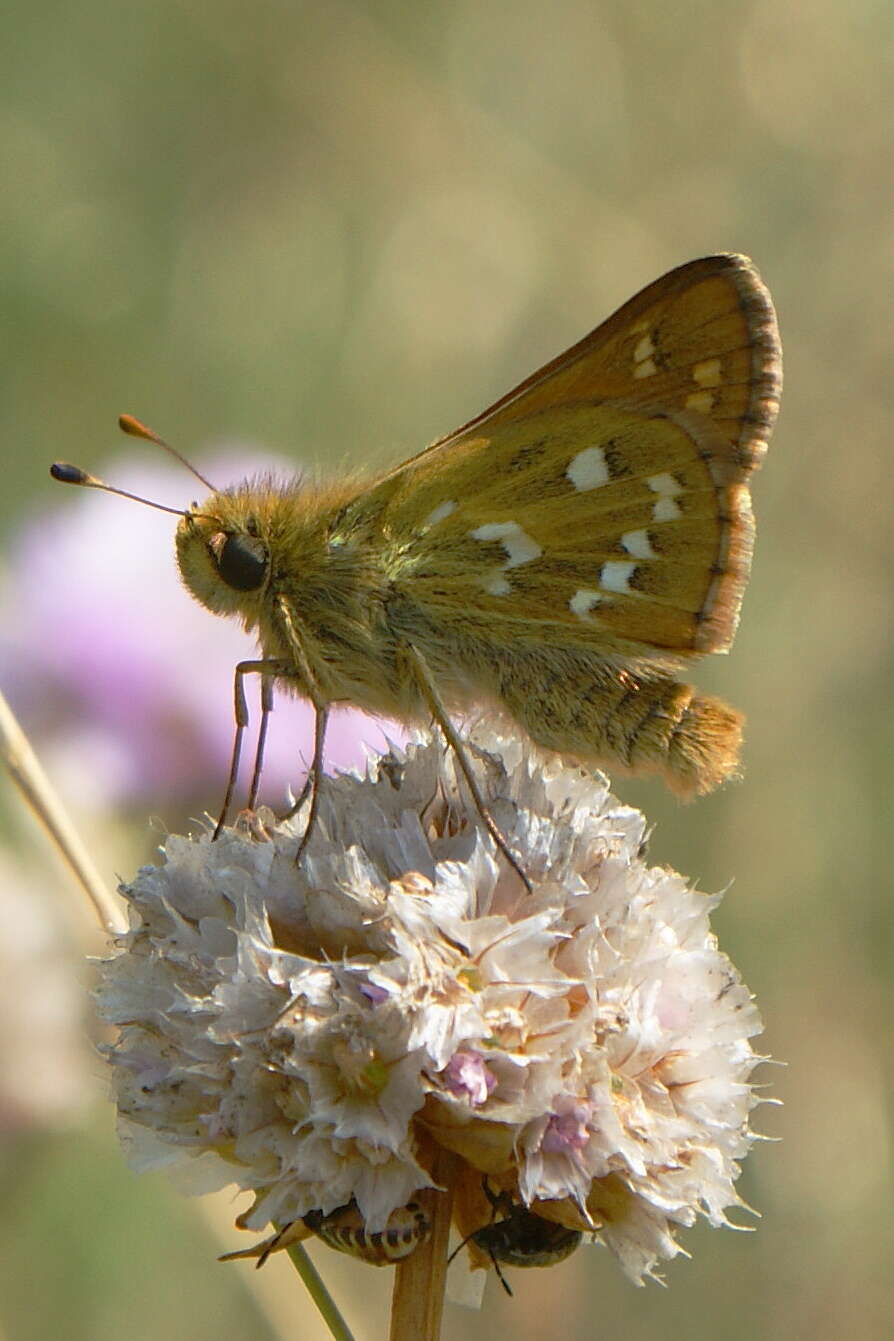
(473, 1207), (582, 1268)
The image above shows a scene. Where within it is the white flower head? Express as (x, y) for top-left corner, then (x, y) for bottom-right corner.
(96, 728), (769, 1285)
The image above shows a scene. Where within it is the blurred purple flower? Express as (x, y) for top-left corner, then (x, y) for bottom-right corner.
(1, 448), (404, 813)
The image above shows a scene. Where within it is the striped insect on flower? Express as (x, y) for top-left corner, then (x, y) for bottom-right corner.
(220, 1199), (432, 1269)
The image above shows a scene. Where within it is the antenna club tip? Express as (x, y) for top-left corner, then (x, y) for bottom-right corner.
(50, 462), (90, 486)
(118, 413), (156, 442)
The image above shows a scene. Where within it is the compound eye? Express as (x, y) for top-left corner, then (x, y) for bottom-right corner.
(213, 532), (268, 591)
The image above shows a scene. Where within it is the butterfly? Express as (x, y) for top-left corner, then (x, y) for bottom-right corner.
(53, 254), (781, 883)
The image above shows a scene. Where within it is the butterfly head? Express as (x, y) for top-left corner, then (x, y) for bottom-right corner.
(175, 484), (281, 622)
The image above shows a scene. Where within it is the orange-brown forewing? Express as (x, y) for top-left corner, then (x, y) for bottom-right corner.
(425, 253), (780, 473)
(381, 254), (781, 659)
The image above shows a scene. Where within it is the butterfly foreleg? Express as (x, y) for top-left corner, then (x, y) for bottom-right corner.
(401, 642), (532, 893)
(214, 659), (292, 838)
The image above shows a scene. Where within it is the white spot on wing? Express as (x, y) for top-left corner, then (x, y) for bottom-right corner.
(600, 561), (637, 594)
(570, 588), (605, 620)
(693, 357), (722, 387)
(566, 446), (609, 491)
(633, 357), (658, 379)
(648, 475), (683, 522)
(652, 496), (682, 522)
(621, 529), (657, 559)
(634, 333), (655, 363)
(422, 499), (457, 528)
(470, 521), (542, 568)
(485, 576), (512, 596)
(647, 473), (683, 496)
(685, 390), (714, 413)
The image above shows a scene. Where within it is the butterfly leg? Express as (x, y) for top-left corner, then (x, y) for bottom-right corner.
(246, 674), (274, 811)
(270, 595), (332, 862)
(279, 700), (327, 821)
(291, 702), (329, 865)
(214, 659), (288, 839)
(402, 643), (531, 894)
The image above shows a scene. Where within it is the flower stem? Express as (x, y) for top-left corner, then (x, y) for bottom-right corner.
(389, 1147), (458, 1341)
(284, 1242), (357, 1341)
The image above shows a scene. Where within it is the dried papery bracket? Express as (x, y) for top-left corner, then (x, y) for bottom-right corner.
(96, 728), (770, 1322)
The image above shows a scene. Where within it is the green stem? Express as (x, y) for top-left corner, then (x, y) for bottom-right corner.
(284, 1243), (357, 1341)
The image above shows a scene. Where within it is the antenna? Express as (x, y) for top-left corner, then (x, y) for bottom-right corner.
(49, 463), (203, 520)
(118, 413), (217, 492)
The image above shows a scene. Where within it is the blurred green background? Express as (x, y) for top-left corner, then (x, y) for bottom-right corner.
(1, 1), (892, 1338)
